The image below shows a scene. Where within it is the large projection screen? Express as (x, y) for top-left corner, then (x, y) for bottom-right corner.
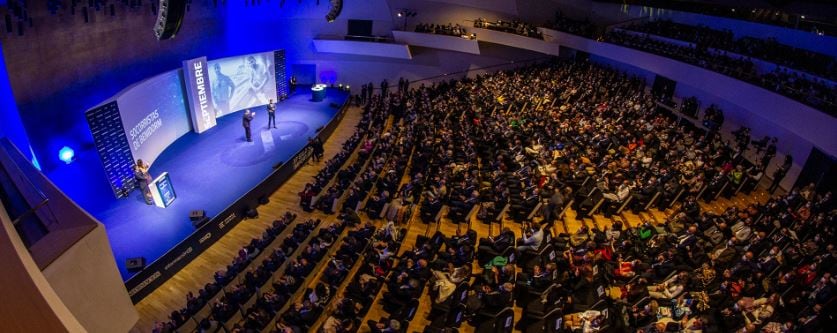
(115, 70), (191, 166)
(208, 51), (277, 118)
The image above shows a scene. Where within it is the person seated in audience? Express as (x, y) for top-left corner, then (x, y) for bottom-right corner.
(646, 271), (689, 300)
(516, 225), (545, 252)
(601, 177), (634, 217)
(477, 227), (515, 264)
(382, 275), (420, 314)
(430, 262), (471, 303)
(274, 318), (301, 333)
(367, 318), (401, 333)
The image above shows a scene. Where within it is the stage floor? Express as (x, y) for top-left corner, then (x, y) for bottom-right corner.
(48, 87), (348, 279)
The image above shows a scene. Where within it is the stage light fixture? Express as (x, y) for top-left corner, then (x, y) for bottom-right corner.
(325, 0), (342, 22)
(58, 146), (75, 164)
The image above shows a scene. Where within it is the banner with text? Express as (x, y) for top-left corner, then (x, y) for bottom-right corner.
(183, 57), (217, 133)
(115, 70), (191, 166)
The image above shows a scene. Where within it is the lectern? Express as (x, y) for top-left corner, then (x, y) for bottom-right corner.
(149, 172), (177, 208)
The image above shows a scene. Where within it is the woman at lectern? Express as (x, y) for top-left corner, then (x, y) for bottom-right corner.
(134, 159), (153, 205)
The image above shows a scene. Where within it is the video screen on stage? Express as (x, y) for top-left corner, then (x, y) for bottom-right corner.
(116, 70), (191, 166)
(208, 51), (277, 118)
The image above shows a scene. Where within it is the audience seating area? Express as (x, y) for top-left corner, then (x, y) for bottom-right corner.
(602, 22), (837, 115)
(149, 44), (834, 333)
(415, 23), (474, 39)
(474, 18), (544, 40)
(527, 14), (837, 116)
(550, 12), (598, 39)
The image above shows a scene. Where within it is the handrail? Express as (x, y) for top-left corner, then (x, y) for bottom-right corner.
(10, 198), (49, 226)
(316, 34), (397, 43)
(0, 149), (50, 209)
(0, 144), (57, 239)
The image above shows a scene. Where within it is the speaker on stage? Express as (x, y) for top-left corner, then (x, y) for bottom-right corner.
(153, 0), (187, 40)
(190, 210), (209, 228)
(258, 195), (270, 205)
(126, 257), (146, 272)
(244, 207), (259, 219)
(189, 210), (206, 221)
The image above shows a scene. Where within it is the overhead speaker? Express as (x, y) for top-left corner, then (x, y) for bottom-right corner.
(245, 207), (259, 219)
(126, 257), (146, 271)
(153, 0), (187, 40)
(325, 0), (343, 22)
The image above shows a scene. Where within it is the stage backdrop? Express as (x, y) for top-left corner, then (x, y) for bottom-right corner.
(87, 50), (285, 198)
(207, 51), (277, 118)
(115, 70), (192, 167)
(183, 57), (217, 134)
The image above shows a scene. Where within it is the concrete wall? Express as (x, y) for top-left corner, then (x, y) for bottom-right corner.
(0, 204), (87, 333)
(42, 224), (138, 333)
(0, 41), (34, 166)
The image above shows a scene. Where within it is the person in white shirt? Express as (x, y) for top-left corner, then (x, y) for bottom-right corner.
(517, 225), (544, 252)
(647, 271), (687, 299)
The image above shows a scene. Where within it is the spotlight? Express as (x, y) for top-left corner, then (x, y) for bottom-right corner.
(325, 0), (343, 22)
(397, 12), (402, 17)
(58, 146), (75, 164)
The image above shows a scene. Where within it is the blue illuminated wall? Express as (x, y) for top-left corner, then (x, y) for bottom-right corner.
(0, 41), (34, 165)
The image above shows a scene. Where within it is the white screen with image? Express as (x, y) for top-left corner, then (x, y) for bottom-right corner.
(207, 51), (277, 118)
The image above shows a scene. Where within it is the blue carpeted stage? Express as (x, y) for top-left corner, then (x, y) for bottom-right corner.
(48, 87), (348, 280)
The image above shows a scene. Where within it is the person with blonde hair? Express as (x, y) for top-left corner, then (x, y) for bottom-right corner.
(134, 159), (152, 205)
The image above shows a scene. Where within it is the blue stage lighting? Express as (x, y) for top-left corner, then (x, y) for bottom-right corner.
(58, 146), (75, 164)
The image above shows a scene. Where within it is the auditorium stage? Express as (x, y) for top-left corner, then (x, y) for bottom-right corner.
(48, 87), (348, 279)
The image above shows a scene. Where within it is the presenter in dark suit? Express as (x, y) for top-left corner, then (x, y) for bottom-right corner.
(267, 99), (277, 129)
(243, 109), (255, 142)
(134, 159), (153, 205)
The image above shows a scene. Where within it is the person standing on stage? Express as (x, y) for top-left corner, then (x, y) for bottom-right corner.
(769, 155), (792, 194)
(211, 63), (234, 116)
(312, 137), (324, 161)
(242, 109), (255, 142)
(290, 76), (298, 93)
(267, 99), (277, 129)
(134, 159), (153, 205)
